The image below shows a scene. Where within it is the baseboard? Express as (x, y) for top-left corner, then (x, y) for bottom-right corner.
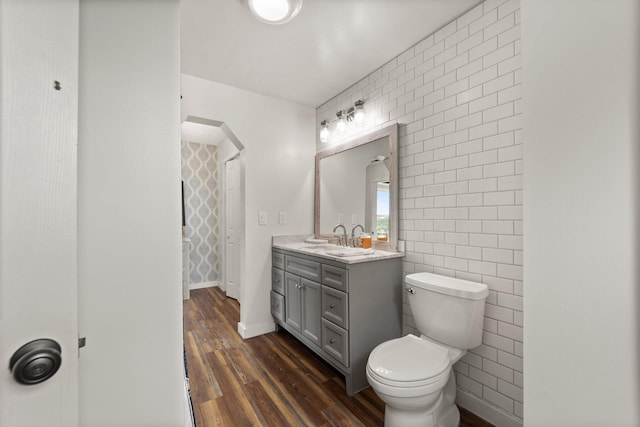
(237, 320), (276, 339)
(189, 281), (218, 290)
(456, 389), (522, 427)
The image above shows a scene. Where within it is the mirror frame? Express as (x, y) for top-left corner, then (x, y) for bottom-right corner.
(314, 123), (398, 251)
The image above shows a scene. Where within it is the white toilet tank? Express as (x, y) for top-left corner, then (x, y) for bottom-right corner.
(405, 272), (488, 350)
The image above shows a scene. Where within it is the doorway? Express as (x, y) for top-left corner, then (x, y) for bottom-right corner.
(180, 116), (245, 302)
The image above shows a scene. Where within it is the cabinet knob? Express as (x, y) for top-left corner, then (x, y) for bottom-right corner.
(329, 304), (336, 309)
(329, 339), (336, 344)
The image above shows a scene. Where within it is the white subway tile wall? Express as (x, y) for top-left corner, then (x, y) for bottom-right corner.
(316, 0), (522, 422)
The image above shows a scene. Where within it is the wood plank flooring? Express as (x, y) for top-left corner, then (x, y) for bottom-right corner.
(184, 287), (494, 427)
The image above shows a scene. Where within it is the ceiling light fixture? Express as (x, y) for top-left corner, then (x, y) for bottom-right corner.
(246, 0), (303, 25)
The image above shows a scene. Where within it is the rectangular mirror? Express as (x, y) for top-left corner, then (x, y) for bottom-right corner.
(315, 124), (398, 251)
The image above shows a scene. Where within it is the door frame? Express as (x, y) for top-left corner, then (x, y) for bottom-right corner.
(182, 116), (245, 304)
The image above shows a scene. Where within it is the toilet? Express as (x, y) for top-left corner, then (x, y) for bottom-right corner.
(366, 272), (488, 427)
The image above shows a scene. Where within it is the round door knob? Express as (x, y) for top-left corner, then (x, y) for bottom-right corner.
(9, 339), (62, 385)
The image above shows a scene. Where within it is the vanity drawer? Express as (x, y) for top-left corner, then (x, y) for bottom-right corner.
(270, 290), (285, 322)
(322, 264), (348, 292)
(272, 267), (284, 295)
(321, 286), (348, 329)
(322, 319), (349, 367)
(285, 255), (321, 282)
(273, 250), (285, 270)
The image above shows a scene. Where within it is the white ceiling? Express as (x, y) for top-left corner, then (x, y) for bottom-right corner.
(180, 0), (482, 108)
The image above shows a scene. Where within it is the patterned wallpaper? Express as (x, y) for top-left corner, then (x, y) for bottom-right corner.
(181, 142), (219, 285)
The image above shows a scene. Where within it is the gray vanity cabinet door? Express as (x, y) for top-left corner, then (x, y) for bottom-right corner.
(300, 278), (321, 347)
(272, 267), (284, 295)
(285, 272), (301, 331)
(270, 291), (284, 322)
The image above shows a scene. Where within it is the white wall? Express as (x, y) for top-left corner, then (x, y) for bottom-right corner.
(317, 1), (523, 425)
(181, 74), (316, 337)
(522, 0), (639, 425)
(78, 1), (184, 426)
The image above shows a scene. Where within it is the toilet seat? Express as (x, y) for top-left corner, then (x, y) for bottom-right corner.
(367, 334), (451, 388)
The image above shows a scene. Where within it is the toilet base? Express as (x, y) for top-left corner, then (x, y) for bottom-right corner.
(384, 405), (436, 427)
(433, 370), (460, 427)
(382, 369), (461, 427)
(384, 403), (460, 427)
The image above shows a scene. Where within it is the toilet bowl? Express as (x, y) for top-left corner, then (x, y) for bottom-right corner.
(366, 273), (488, 427)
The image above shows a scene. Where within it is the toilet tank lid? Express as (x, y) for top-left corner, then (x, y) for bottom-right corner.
(405, 272), (488, 300)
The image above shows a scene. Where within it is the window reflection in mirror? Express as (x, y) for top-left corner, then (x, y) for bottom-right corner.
(364, 155), (389, 237)
(376, 182), (389, 239)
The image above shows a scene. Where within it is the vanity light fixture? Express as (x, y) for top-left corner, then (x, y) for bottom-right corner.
(336, 111), (347, 134)
(319, 120), (330, 143)
(354, 99), (365, 125)
(318, 100), (366, 142)
(246, 0), (303, 25)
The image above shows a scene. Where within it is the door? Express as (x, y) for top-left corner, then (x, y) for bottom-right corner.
(301, 278), (321, 347)
(0, 0), (79, 426)
(225, 156), (241, 300)
(284, 273), (302, 331)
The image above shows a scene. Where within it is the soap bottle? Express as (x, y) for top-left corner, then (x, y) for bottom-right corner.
(361, 232), (372, 249)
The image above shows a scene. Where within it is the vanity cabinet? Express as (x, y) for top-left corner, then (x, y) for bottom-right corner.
(271, 247), (402, 395)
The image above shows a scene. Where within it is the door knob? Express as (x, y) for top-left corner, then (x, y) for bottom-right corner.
(9, 339), (62, 385)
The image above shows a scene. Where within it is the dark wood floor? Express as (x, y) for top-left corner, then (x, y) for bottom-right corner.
(183, 287), (494, 427)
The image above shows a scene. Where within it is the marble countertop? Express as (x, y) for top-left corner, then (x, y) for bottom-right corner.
(272, 235), (404, 265)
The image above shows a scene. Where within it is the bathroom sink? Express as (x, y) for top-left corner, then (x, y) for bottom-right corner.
(325, 247), (375, 257)
(299, 244), (375, 257)
(300, 244), (339, 251)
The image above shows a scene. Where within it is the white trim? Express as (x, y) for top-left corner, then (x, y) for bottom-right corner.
(183, 372), (194, 427)
(189, 281), (218, 290)
(237, 320), (276, 339)
(456, 389), (522, 427)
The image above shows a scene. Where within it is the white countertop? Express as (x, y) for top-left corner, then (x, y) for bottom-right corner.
(272, 235), (404, 265)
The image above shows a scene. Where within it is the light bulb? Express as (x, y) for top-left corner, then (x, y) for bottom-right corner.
(354, 100), (365, 125)
(336, 111), (347, 134)
(319, 120), (330, 143)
